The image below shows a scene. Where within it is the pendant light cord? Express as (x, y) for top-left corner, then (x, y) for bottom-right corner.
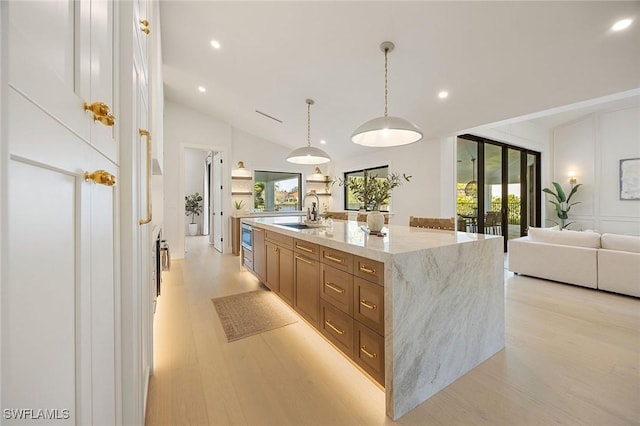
(307, 101), (311, 147)
(384, 47), (389, 117)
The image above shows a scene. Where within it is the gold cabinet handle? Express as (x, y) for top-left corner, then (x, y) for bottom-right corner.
(360, 345), (377, 359)
(295, 255), (313, 265)
(84, 170), (116, 186)
(84, 102), (116, 126)
(324, 254), (345, 264)
(325, 320), (344, 335)
(360, 299), (377, 310)
(359, 265), (376, 274)
(273, 247), (279, 252)
(253, 228), (263, 233)
(139, 129), (152, 225)
(325, 282), (345, 294)
(295, 243), (314, 253)
(140, 19), (150, 34)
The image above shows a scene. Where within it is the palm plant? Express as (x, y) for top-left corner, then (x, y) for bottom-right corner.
(542, 182), (582, 229)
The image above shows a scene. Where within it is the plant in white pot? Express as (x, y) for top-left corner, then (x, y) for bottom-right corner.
(185, 192), (203, 235)
(340, 171), (411, 232)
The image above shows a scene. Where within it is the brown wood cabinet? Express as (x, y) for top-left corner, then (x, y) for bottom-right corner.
(252, 227), (266, 281)
(247, 225), (385, 386)
(320, 300), (354, 358)
(265, 241), (281, 293)
(294, 252), (320, 327)
(320, 263), (353, 315)
(354, 321), (385, 385)
(353, 277), (384, 336)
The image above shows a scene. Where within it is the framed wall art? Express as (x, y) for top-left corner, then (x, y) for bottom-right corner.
(620, 158), (640, 200)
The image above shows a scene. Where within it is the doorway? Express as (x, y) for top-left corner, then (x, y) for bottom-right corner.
(457, 135), (541, 251)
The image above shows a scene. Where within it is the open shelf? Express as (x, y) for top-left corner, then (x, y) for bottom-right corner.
(231, 176), (252, 180)
(305, 179), (328, 183)
(231, 191), (252, 196)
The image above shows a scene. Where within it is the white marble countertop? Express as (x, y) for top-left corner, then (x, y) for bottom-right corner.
(232, 211), (306, 218)
(242, 215), (499, 261)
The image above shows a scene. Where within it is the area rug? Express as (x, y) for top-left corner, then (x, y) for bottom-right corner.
(211, 290), (298, 342)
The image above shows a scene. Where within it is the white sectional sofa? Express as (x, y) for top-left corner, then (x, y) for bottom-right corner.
(508, 227), (640, 298)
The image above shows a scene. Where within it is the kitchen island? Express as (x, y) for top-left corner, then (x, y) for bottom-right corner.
(241, 216), (504, 420)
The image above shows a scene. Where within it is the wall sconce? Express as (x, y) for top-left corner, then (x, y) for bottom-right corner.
(568, 171), (577, 185)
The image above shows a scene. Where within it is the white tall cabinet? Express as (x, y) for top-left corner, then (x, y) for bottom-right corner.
(0, 1), (162, 424)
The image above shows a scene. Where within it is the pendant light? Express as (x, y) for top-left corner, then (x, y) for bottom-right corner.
(352, 41), (423, 147)
(464, 158), (477, 197)
(286, 99), (331, 164)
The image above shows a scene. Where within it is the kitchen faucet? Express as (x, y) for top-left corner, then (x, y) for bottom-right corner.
(303, 190), (320, 220)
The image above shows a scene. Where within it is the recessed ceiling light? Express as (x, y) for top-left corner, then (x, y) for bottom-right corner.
(210, 39), (221, 49)
(198, 86), (206, 93)
(320, 140), (326, 144)
(612, 18), (633, 31)
(438, 91), (449, 99)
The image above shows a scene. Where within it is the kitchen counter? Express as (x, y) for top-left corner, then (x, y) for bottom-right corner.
(243, 216), (505, 420)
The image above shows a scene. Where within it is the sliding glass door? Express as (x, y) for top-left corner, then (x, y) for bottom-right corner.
(457, 135), (541, 251)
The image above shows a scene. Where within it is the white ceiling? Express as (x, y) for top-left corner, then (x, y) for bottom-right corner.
(160, 1), (640, 162)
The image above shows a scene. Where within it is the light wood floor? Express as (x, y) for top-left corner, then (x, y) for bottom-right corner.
(145, 236), (640, 426)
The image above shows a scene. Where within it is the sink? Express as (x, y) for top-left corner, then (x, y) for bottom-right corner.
(277, 222), (310, 229)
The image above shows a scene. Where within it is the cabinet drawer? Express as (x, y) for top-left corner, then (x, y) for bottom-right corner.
(265, 231), (293, 249)
(354, 256), (384, 286)
(353, 277), (384, 335)
(320, 264), (353, 315)
(320, 301), (354, 358)
(243, 248), (253, 271)
(320, 247), (353, 273)
(294, 239), (319, 259)
(353, 322), (385, 386)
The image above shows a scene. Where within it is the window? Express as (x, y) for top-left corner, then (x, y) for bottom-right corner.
(343, 165), (389, 211)
(253, 171), (302, 212)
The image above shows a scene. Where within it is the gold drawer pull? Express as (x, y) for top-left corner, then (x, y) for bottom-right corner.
(360, 299), (377, 310)
(360, 345), (377, 359)
(325, 254), (345, 264)
(359, 265), (376, 274)
(325, 320), (344, 335)
(295, 255), (313, 265)
(253, 228), (263, 233)
(325, 282), (345, 294)
(296, 243), (314, 253)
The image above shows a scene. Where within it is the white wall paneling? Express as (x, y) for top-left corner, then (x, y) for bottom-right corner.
(552, 105), (640, 235)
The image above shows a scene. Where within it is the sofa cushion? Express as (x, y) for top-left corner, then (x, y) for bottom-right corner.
(601, 233), (640, 253)
(527, 227), (601, 249)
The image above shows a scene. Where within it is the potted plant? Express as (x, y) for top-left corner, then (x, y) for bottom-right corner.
(185, 192), (203, 235)
(340, 171), (411, 232)
(542, 182), (582, 229)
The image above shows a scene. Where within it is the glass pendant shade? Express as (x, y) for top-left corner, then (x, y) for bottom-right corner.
(286, 146), (331, 164)
(286, 98), (331, 164)
(351, 116), (423, 147)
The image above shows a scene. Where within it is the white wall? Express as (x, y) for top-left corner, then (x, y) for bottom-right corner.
(551, 105), (640, 235)
(330, 137), (444, 227)
(184, 148), (209, 234)
(164, 101), (319, 258)
(163, 100), (231, 258)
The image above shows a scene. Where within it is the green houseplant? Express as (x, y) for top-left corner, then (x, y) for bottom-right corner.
(185, 192), (203, 235)
(542, 182), (582, 229)
(340, 171), (411, 233)
(340, 171), (411, 211)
